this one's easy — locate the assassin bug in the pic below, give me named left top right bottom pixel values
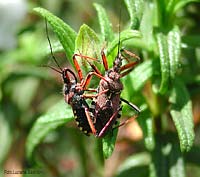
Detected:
left=45, top=19, right=103, bottom=136
left=86, top=47, right=141, bottom=138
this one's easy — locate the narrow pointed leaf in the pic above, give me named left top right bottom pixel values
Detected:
left=169, top=79, right=194, bottom=152
left=93, top=3, right=114, bottom=42
left=128, top=60, right=155, bottom=91
left=168, top=26, right=181, bottom=79
left=139, top=2, right=154, bottom=51
left=33, top=7, right=77, bottom=61
left=26, top=100, right=73, bottom=159
left=124, top=0, right=144, bottom=29
left=138, top=108, right=155, bottom=151
left=156, top=32, right=170, bottom=94
left=102, top=128, right=118, bottom=159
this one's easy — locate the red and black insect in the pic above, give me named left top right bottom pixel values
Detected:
left=45, top=19, right=100, bottom=136
left=85, top=46, right=141, bottom=137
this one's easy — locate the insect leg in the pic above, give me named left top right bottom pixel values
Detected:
left=84, top=107, right=96, bottom=135
left=120, top=49, right=140, bottom=77
left=101, top=49, right=109, bottom=71
left=81, top=71, right=107, bottom=90
left=97, top=107, right=122, bottom=138
left=111, top=98, right=140, bottom=131
left=120, top=97, right=141, bottom=113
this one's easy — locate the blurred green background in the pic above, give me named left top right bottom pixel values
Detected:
left=0, top=0, right=200, bottom=177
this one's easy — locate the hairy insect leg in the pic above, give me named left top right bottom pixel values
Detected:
left=120, top=60, right=140, bottom=77
left=119, top=49, right=140, bottom=77
left=121, top=49, right=140, bottom=61
left=73, top=53, right=98, bottom=81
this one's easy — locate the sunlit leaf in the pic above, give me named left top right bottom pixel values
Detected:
left=124, top=0, right=144, bottom=29
left=33, top=7, right=77, bottom=63
left=75, top=24, right=101, bottom=58
left=128, top=60, right=154, bottom=91
left=169, top=79, right=194, bottom=152
left=94, top=3, right=114, bottom=42
left=156, top=32, right=170, bottom=94
left=168, top=26, right=181, bottom=79
left=75, top=24, right=101, bottom=76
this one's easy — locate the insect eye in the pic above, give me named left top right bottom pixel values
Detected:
left=63, top=77, right=69, bottom=84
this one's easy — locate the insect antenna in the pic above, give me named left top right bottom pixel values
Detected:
left=117, top=4, right=122, bottom=57
left=45, top=18, right=63, bottom=72
left=44, top=65, right=63, bottom=74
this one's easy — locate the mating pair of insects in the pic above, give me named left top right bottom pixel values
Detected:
left=46, top=21, right=140, bottom=138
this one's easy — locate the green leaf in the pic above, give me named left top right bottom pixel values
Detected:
left=156, top=32, right=170, bottom=94
left=139, top=2, right=155, bottom=51
left=166, top=0, right=177, bottom=15
left=169, top=142, right=185, bottom=177
left=169, top=79, right=194, bottom=152
left=93, top=3, right=114, bottom=42
left=173, top=0, right=200, bottom=14
left=124, top=0, right=144, bottom=29
left=155, top=0, right=167, bottom=27
left=150, top=135, right=170, bottom=177
left=150, top=134, right=186, bottom=177
left=75, top=24, right=101, bottom=75
left=128, top=60, right=154, bottom=91
left=168, top=26, right=181, bottom=79
left=116, top=152, right=150, bottom=177
left=138, top=108, right=155, bottom=151
left=33, top=7, right=77, bottom=62
left=102, top=127, right=118, bottom=159
left=26, top=100, right=73, bottom=159
left=75, top=24, right=101, bottom=58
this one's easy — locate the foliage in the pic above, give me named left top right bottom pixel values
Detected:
left=0, top=0, right=200, bottom=177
